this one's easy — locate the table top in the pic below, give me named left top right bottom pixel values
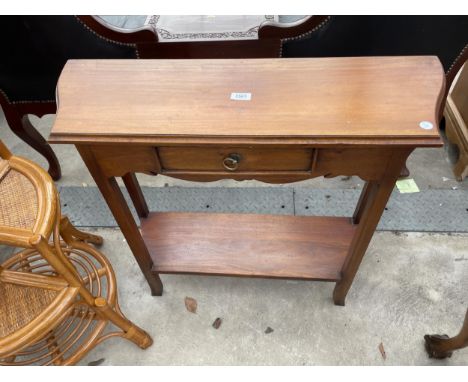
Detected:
left=50, top=56, right=445, bottom=147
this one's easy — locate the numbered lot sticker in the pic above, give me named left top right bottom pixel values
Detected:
left=230, top=92, right=252, bottom=101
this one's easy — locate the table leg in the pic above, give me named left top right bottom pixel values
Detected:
left=122, top=172, right=149, bottom=218
left=352, top=181, right=373, bottom=225
left=333, top=149, right=412, bottom=306
left=424, top=309, right=468, bottom=359
left=76, top=145, right=163, bottom=296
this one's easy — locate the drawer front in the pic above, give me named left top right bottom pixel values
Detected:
left=158, top=147, right=313, bottom=173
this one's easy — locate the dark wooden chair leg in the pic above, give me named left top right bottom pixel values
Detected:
left=4, top=110, right=61, bottom=180
left=425, top=309, right=468, bottom=359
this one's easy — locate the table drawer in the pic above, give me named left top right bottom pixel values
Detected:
left=158, top=147, right=314, bottom=172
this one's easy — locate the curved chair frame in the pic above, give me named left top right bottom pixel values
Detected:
left=0, top=140, right=152, bottom=365
left=79, top=15, right=327, bottom=59
left=0, top=140, right=56, bottom=247
left=4, top=16, right=465, bottom=182
left=1, top=15, right=324, bottom=181
left=0, top=16, right=150, bottom=181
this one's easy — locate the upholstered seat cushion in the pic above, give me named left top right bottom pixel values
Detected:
left=0, top=16, right=137, bottom=103
left=0, top=70, right=59, bottom=103
left=282, top=16, right=468, bottom=74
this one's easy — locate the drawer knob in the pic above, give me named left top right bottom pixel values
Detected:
left=222, top=154, right=241, bottom=171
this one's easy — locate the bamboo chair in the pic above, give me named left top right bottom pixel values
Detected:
left=0, top=140, right=152, bottom=365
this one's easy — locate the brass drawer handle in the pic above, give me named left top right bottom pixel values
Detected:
left=222, top=153, right=241, bottom=171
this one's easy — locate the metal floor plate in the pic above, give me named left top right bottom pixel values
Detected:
left=59, top=187, right=468, bottom=232
left=294, top=189, right=468, bottom=232
left=59, top=187, right=294, bottom=227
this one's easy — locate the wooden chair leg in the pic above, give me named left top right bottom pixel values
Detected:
left=54, top=220, right=153, bottom=350
left=424, top=309, right=468, bottom=359
left=60, top=216, right=103, bottom=246
left=94, top=297, right=153, bottom=349
left=5, top=111, right=61, bottom=180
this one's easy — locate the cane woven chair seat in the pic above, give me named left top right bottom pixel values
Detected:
left=0, top=282, right=58, bottom=337
left=0, top=162, right=38, bottom=230
left=0, top=260, right=80, bottom=361
left=0, top=149, right=56, bottom=248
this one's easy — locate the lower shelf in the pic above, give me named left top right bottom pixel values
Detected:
left=141, top=212, right=357, bottom=282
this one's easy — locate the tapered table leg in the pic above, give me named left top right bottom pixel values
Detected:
left=333, top=149, right=413, bottom=306
left=76, top=145, right=163, bottom=296
left=122, top=172, right=149, bottom=218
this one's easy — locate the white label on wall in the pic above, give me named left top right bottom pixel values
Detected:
left=230, top=92, right=252, bottom=101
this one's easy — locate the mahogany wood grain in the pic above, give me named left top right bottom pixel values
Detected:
left=49, top=135, right=443, bottom=147
left=314, top=148, right=393, bottom=180
left=122, top=173, right=149, bottom=218
left=50, top=57, right=445, bottom=305
left=352, top=182, right=371, bottom=225
left=85, top=145, right=161, bottom=178
left=158, top=146, right=313, bottom=172
left=83, top=145, right=399, bottom=183
left=141, top=212, right=356, bottom=281
left=155, top=170, right=313, bottom=184
left=51, top=57, right=444, bottom=146
left=76, top=145, right=163, bottom=296
left=333, top=148, right=413, bottom=305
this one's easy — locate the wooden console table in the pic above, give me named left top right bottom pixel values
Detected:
left=50, top=57, right=444, bottom=305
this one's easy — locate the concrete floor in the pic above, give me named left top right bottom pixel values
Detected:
left=0, top=110, right=467, bottom=365
left=81, top=230, right=468, bottom=366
